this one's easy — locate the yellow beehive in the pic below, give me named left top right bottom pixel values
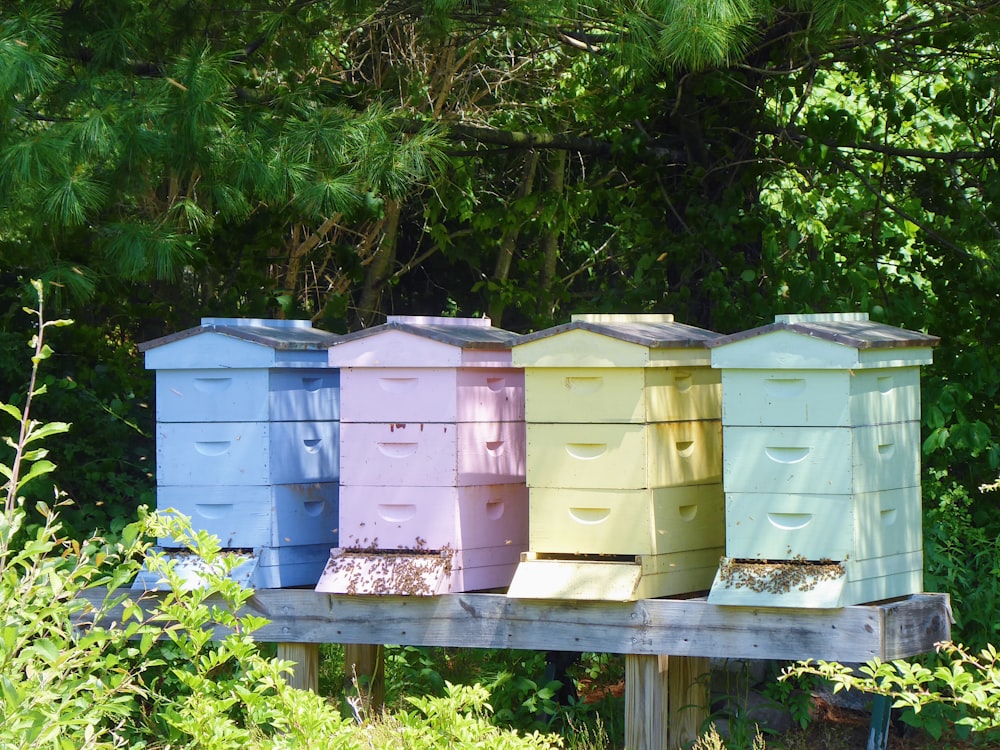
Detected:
left=507, top=314, right=724, bottom=600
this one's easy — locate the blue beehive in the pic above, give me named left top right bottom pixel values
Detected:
left=138, top=318, right=340, bottom=588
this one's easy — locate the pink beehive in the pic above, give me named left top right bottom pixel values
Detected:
left=315, top=316, right=527, bottom=595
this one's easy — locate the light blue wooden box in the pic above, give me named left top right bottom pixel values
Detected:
left=706, top=313, right=939, bottom=607
left=156, top=483, right=340, bottom=549
left=155, top=420, right=340, bottom=486
left=139, top=318, right=341, bottom=589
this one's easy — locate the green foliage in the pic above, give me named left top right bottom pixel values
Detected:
left=365, top=682, right=564, bottom=749
left=786, top=643, right=1000, bottom=744
left=383, top=646, right=619, bottom=744
left=923, top=473, right=1000, bottom=650
left=692, top=724, right=766, bottom=750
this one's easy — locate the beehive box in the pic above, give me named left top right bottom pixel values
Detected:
left=706, top=312, right=938, bottom=607
left=507, top=313, right=725, bottom=600
left=156, top=483, right=340, bottom=549
left=316, top=316, right=528, bottom=595
left=137, top=318, right=341, bottom=590
left=339, top=420, right=524, bottom=487
left=527, top=484, right=724, bottom=556
left=526, top=420, right=721, bottom=489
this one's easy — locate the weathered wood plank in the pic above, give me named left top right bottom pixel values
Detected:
left=880, top=593, right=953, bottom=660
left=74, top=589, right=950, bottom=662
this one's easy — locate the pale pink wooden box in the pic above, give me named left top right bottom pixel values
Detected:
left=340, top=420, right=525, bottom=487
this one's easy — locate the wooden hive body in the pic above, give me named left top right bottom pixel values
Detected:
left=507, top=314, right=725, bottom=600
left=316, top=316, right=528, bottom=595
left=140, top=318, right=340, bottom=589
left=707, top=312, right=938, bottom=607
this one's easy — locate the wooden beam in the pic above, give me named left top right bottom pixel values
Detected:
left=75, top=590, right=950, bottom=662
left=667, top=656, right=710, bottom=749
left=277, top=643, right=319, bottom=692
left=625, top=655, right=669, bottom=750
left=344, top=644, right=385, bottom=715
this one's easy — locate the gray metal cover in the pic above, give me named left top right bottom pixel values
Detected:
left=707, top=313, right=939, bottom=350
left=515, top=319, right=721, bottom=349
left=334, top=316, right=518, bottom=350
left=139, top=318, right=338, bottom=353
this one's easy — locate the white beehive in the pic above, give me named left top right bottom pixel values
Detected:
left=706, top=312, right=938, bottom=607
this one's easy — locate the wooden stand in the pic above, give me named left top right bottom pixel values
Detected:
left=78, top=590, right=950, bottom=750
left=277, top=642, right=320, bottom=692
left=344, top=643, right=385, bottom=716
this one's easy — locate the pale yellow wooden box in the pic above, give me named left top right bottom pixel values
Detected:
left=528, top=484, right=724, bottom=556
left=507, top=547, right=723, bottom=601
left=524, top=366, right=720, bottom=424
left=526, top=420, right=722, bottom=489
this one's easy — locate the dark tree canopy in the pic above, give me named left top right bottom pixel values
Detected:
left=1, top=1, right=999, bottom=581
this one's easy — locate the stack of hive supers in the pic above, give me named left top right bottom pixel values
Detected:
left=506, top=314, right=725, bottom=601
left=707, top=312, right=939, bottom=607
left=315, top=316, right=528, bottom=596
left=139, top=318, right=341, bottom=589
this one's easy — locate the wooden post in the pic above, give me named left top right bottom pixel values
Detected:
left=668, top=656, right=710, bottom=749
left=626, top=654, right=711, bottom=750
left=277, top=643, right=319, bottom=693
left=625, top=654, right=669, bottom=750
left=344, top=643, right=385, bottom=717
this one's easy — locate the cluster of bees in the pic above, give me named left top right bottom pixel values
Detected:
left=322, top=536, right=455, bottom=596
left=716, top=554, right=846, bottom=595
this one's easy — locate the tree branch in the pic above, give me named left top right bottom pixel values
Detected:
left=403, top=120, right=688, bottom=162
left=771, top=126, right=997, bottom=163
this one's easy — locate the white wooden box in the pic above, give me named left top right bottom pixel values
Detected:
left=723, top=422, right=920, bottom=495
left=527, top=484, right=723, bottom=556
left=339, top=420, right=526, bottom=487
left=156, top=368, right=340, bottom=423
left=721, top=367, right=920, bottom=427
left=338, top=484, right=528, bottom=552
left=156, top=421, right=340, bottom=486
left=707, top=549, right=923, bottom=608
left=526, top=420, right=721, bottom=489
left=156, top=483, right=339, bottom=549
left=724, top=486, right=922, bottom=562
left=524, top=366, right=720, bottom=424
left=340, top=367, right=524, bottom=424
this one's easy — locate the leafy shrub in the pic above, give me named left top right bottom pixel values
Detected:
left=785, top=642, right=1000, bottom=745
left=0, top=281, right=578, bottom=750
left=923, top=471, right=1000, bottom=650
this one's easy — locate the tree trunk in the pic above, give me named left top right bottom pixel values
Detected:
left=488, top=151, right=540, bottom=325
left=355, top=199, right=402, bottom=328
left=539, top=148, right=567, bottom=320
